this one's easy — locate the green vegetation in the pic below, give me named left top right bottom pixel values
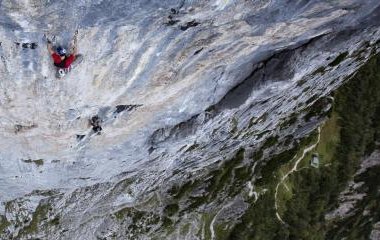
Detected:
left=230, top=117, right=238, bottom=134
left=199, top=214, right=214, bottom=239
left=303, top=97, right=332, bottom=121
left=296, top=79, right=307, bottom=86
left=163, top=204, right=179, bottom=217
left=114, top=207, right=143, bottom=221
left=251, top=149, right=264, bottom=162
left=165, top=148, right=256, bottom=237
left=22, top=159, right=44, bottom=167
left=325, top=54, right=380, bottom=239
left=214, top=221, right=235, bottom=240
left=328, top=51, right=349, bottom=67
left=255, top=130, right=271, bottom=140
left=262, top=135, right=279, bottom=149
left=227, top=128, right=318, bottom=239
left=305, top=94, right=318, bottom=105
left=113, top=206, right=161, bottom=236
left=312, top=66, right=326, bottom=76
left=228, top=183, right=287, bottom=239
left=302, top=86, right=311, bottom=93
left=256, top=147, right=298, bottom=184
left=17, top=202, right=50, bottom=237
left=313, top=66, right=326, bottom=75
left=179, top=223, right=191, bottom=236
left=50, top=216, right=60, bottom=226
left=313, top=113, right=340, bottom=164
left=226, top=53, right=380, bottom=239
left=170, top=149, right=247, bottom=204
left=0, top=215, right=10, bottom=233
left=280, top=113, right=298, bottom=130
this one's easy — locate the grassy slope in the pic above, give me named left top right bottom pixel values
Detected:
left=227, top=54, right=380, bottom=240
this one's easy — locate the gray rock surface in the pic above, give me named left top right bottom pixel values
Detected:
left=0, top=0, right=379, bottom=239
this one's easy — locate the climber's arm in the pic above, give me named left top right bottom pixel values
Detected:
left=47, top=42, right=54, bottom=55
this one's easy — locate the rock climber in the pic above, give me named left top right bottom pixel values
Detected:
left=47, top=45, right=76, bottom=69
left=46, top=31, right=78, bottom=69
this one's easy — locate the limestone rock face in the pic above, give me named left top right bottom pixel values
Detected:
left=0, top=0, right=379, bottom=239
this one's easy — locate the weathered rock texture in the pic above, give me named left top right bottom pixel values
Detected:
left=0, top=0, right=379, bottom=239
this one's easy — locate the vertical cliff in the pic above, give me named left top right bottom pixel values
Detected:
left=0, top=0, right=379, bottom=239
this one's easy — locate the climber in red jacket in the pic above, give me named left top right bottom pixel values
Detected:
left=47, top=44, right=77, bottom=69
left=46, top=31, right=78, bottom=69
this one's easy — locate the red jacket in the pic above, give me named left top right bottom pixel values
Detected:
left=52, top=53, right=75, bottom=68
